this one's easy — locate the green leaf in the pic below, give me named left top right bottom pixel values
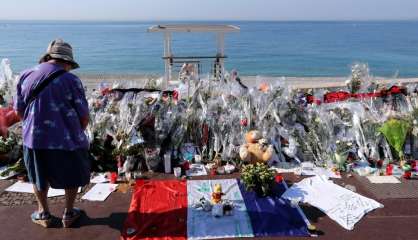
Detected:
left=379, top=119, right=411, bottom=158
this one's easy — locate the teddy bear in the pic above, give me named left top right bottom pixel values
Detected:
left=239, top=130, right=274, bottom=164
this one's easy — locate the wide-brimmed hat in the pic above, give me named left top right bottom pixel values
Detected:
left=39, top=39, right=79, bottom=69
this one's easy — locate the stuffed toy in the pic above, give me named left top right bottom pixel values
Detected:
left=239, top=130, right=274, bottom=164
left=211, top=184, right=224, bottom=204
left=193, top=197, right=212, bottom=212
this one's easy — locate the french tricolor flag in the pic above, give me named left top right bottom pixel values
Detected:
left=121, top=179, right=310, bottom=240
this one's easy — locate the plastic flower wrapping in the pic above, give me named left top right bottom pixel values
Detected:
left=1, top=59, right=418, bottom=178
left=346, top=63, right=374, bottom=94
left=0, top=59, right=19, bottom=106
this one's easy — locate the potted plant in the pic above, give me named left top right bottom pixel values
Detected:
left=241, top=162, right=275, bottom=197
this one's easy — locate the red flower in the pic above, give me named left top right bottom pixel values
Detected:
left=275, top=175, right=284, bottom=183
left=240, top=118, right=248, bottom=127
left=173, top=90, right=179, bottom=101
left=101, top=87, right=112, bottom=96
left=182, top=161, right=190, bottom=171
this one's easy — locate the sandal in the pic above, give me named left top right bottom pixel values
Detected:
left=31, top=211, right=52, bottom=228
left=62, top=208, right=83, bottom=228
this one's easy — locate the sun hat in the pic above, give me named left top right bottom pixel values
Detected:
left=39, top=39, right=79, bottom=69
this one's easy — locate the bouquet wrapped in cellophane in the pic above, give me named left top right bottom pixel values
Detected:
left=4, top=59, right=418, bottom=178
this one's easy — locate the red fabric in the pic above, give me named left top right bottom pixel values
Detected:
left=0, top=107, right=20, bottom=137
left=101, top=87, right=112, bottom=96
left=382, top=85, right=408, bottom=96
left=121, top=179, right=187, bottom=240
left=323, top=91, right=351, bottom=103
left=322, top=86, right=403, bottom=104
left=306, top=95, right=322, bottom=105
left=351, top=92, right=382, bottom=99
left=201, top=124, right=209, bottom=146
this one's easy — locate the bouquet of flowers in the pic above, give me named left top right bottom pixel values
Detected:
left=301, top=107, right=334, bottom=166
left=241, top=162, right=276, bottom=197
left=346, top=63, right=370, bottom=94
left=0, top=59, right=18, bottom=106
left=0, top=159, right=26, bottom=178
left=0, top=135, right=17, bottom=155
left=379, top=118, right=411, bottom=161
left=333, top=140, right=354, bottom=171
left=408, top=92, right=418, bottom=158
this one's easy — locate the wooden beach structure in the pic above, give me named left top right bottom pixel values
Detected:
left=148, top=24, right=240, bottom=88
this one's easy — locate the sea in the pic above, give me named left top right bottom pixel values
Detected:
left=1, top=21, right=418, bottom=77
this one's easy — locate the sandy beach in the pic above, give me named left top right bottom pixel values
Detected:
left=79, top=73, right=418, bottom=91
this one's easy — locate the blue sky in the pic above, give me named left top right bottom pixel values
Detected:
left=2, top=0, right=418, bottom=21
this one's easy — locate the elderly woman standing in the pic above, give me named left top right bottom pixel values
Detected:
left=14, top=39, right=90, bottom=228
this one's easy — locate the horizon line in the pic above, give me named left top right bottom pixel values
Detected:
left=1, top=18, right=418, bottom=22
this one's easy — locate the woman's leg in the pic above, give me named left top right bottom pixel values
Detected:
left=33, top=185, right=49, bottom=213
left=64, top=188, right=78, bottom=213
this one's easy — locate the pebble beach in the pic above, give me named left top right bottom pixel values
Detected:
left=79, top=74, right=418, bottom=91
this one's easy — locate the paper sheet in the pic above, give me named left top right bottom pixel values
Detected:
left=5, top=182, right=80, bottom=197
left=271, top=162, right=341, bottom=179
left=367, top=175, right=401, bottom=184
left=81, top=183, right=118, bottom=201
left=282, top=176, right=383, bottom=230
left=299, top=167, right=342, bottom=179
left=270, top=162, right=300, bottom=173
left=186, top=164, right=208, bottom=176
left=271, top=166, right=300, bottom=173
left=90, top=173, right=108, bottom=183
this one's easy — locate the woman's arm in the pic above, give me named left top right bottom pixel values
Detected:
left=70, top=76, right=90, bottom=130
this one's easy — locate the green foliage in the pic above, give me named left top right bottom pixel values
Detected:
left=241, top=163, right=275, bottom=197
left=0, top=135, right=17, bottom=154
left=379, top=119, right=411, bottom=159
left=0, top=159, right=25, bottom=177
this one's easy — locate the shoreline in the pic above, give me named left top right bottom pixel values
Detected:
left=78, top=74, right=418, bottom=90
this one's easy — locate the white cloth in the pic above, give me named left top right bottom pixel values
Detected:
left=187, top=179, right=254, bottom=239
left=282, top=176, right=383, bottom=230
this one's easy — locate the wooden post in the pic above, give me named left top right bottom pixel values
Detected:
left=216, top=33, right=225, bottom=80
left=164, top=32, right=172, bottom=89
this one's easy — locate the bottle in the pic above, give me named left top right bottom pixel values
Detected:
left=164, top=152, right=172, bottom=174
left=117, top=156, right=125, bottom=181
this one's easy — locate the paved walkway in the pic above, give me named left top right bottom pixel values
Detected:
left=0, top=173, right=417, bottom=240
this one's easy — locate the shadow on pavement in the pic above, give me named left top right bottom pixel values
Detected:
left=63, top=211, right=127, bottom=231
